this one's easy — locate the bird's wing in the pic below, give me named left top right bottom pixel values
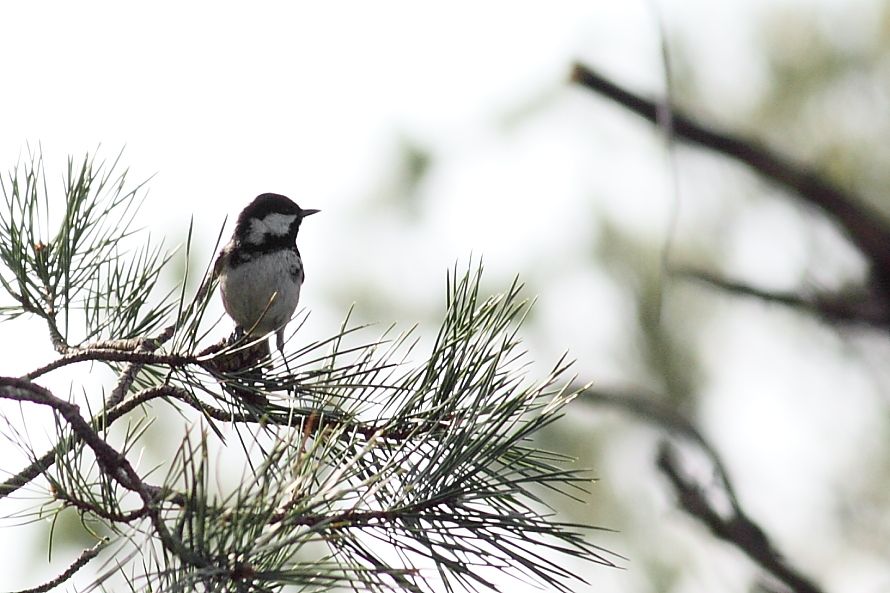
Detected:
left=196, top=247, right=228, bottom=302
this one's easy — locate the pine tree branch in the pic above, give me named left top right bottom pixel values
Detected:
left=0, top=381, right=233, bottom=500
left=53, top=487, right=150, bottom=522
left=0, top=380, right=208, bottom=499
left=23, top=348, right=199, bottom=380
left=570, top=62, right=890, bottom=294
left=105, top=324, right=177, bottom=408
left=0, top=377, right=207, bottom=569
left=1, top=448, right=54, bottom=502
left=2, top=207, right=609, bottom=592
left=0, top=377, right=439, bottom=502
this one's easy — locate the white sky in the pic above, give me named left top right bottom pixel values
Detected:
left=1, top=1, right=885, bottom=592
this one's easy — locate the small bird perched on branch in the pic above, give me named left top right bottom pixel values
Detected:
left=215, top=193, right=319, bottom=359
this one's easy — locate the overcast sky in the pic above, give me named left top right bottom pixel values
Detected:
left=1, top=1, right=884, bottom=591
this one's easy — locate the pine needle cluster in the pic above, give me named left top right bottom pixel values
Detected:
left=0, top=151, right=616, bottom=593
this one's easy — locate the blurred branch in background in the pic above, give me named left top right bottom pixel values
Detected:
left=570, top=63, right=890, bottom=326
left=675, top=267, right=890, bottom=329
left=580, top=386, right=826, bottom=593
left=566, top=58, right=888, bottom=593
left=657, top=443, right=824, bottom=593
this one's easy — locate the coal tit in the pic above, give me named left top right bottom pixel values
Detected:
left=215, top=193, right=319, bottom=355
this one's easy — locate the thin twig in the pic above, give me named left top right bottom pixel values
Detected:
left=676, top=267, right=890, bottom=329
left=24, top=349, right=198, bottom=380
left=9, top=539, right=107, bottom=593
left=0, top=449, right=56, bottom=499
left=53, top=489, right=149, bottom=523
left=106, top=324, right=176, bottom=409
left=570, top=62, right=890, bottom=293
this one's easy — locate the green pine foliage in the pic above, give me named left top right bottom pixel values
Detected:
left=0, top=151, right=616, bottom=593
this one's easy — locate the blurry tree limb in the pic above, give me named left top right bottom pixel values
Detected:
left=675, top=267, right=890, bottom=329
left=570, top=63, right=890, bottom=294
left=579, top=386, right=740, bottom=507
left=578, top=386, right=827, bottom=593
left=658, top=443, right=825, bottom=593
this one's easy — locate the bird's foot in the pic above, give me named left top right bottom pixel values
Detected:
left=227, top=326, right=246, bottom=346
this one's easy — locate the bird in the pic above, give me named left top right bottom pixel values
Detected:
left=214, top=193, right=319, bottom=360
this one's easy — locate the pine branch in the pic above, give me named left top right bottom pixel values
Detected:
left=3, top=292, right=611, bottom=591
left=1, top=152, right=613, bottom=591
left=0, top=377, right=207, bottom=568
left=0, top=149, right=173, bottom=351
left=10, top=539, right=107, bottom=593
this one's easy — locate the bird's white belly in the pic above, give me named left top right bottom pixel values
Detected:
left=220, top=251, right=302, bottom=336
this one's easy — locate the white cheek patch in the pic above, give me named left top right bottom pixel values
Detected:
left=247, top=213, right=297, bottom=243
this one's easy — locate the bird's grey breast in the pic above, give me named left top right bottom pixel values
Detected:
left=219, top=248, right=303, bottom=335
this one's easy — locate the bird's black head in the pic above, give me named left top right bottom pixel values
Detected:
left=233, top=193, right=319, bottom=247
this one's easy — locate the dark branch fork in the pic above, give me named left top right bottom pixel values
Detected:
left=0, top=377, right=207, bottom=568
left=0, top=368, right=348, bottom=585
left=657, top=444, right=825, bottom=593
left=581, top=386, right=827, bottom=593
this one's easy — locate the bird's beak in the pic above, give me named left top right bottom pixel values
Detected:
left=301, top=208, right=321, bottom=218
